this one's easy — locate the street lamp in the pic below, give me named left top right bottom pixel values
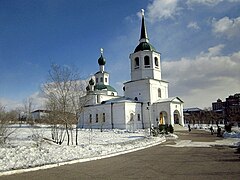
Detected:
left=147, top=102, right=151, bottom=136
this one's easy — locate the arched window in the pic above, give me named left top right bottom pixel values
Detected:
left=100, top=77, right=103, bottom=82
left=89, top=114, right=92, bottom=123
left=103, top=113, right=105, bottom=122
left=137, top=114, right=141, bottom=121
left=154, top=57, right=159, bottom=67
left=144, top=56, right=150, bottom=68
left=134, top=57, right=139, bottom=68
left=158, top=88, right=161, bottom=98
left=130, top=113, right=134, bottom=121
left=96, top=114, right=98, bottom=123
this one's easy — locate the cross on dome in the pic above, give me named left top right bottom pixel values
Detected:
left=141, top=9, right=144, bottom=16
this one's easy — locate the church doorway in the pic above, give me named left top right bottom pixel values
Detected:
left=174, top=110, right=180, bottom=124
left=159, top=111, right=168, bottom=125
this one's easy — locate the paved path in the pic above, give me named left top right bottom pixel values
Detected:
left=1, top=130, right=240, bottom=180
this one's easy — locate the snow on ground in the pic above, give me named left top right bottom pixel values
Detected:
left=0, top=124, right=165, bottom=174
left=166, top=138, right=240, bottom=148
left=0, top=124, right=239, bottom=176
left=170, top=124, right=240, bottom=148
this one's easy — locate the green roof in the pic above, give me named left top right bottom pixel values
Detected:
left=134, top=42, right=156, bottom=53
left=94, top=84, right=117, bottom=92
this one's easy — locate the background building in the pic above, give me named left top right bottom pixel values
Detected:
left=212, top=93, right=240, bottom=125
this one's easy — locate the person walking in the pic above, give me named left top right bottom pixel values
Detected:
left=188, top=124, right=191, bottom=132
left=210, top=126, right=214, bottom=135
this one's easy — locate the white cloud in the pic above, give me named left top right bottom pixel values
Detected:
left=145, top=0, right=180, bottom=22
left=162, top=45, right=240, bottom=108
left=0, top=98, right=22, bottom=111
left=187, top=0, right=240, bottom=6
left=202, top=44, right=225, bottom=56
left=187, top=0, right=223, bottom=6
left=187, top=21, right=200, bottom=30
left=212, top=16, right=240, bottom=38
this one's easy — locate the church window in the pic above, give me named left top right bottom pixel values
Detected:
left=137, top=114, right=141, bottom=121
left=103, top=113, right=105, bottom=122
left=154, top=57, right=159, bottom=67
left=89, top=114, right=92, bottom=123
left=97, top=95, right=100, bottom=103
left=96, top=114, right=98, bottom=123
left=130, top=113, right=134, bottom=121
left=144, top=56, right=150, bottom=68
left=105, top=78, right=107, bottom=83
left=158, top=88, right=161, bottom=98
left=134, top=57, right=139, bottom=68
left=100, top=77, right=103, bottom=82
left=96, top=78, right=98, bottom=83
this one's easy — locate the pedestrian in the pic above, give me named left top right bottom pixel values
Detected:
left=210, top=126, right=214, bottom=135
left=188, top=124, right=191, bottom=132
left=217, top=126, right=222, bottom=137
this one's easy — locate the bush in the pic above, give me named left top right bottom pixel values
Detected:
left=168, top=124, right=174, bottom=133
left=158, top=124, right=165, bottom=133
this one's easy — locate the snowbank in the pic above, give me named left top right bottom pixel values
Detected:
left=0, top=125, right=166, bottom=174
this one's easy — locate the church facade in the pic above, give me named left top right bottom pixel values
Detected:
left=78, top=10, right=184, bottom=130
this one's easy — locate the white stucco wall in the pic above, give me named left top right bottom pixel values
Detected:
left=124, top=79, right=168, bottom=104
left=79, top=102, right=143, bottom=130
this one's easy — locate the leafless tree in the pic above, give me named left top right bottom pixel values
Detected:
left=43, top=64, right=87, bottom=145
left=0, top=104, right=17, bottom=145
left=22, top=97, right=35, bottom=125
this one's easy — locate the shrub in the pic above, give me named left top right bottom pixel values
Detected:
left=224, top=124, right=232, bottom=133
left=168, top=124, right=174, bottom=133
left=158, top=124, right=165, bottom=133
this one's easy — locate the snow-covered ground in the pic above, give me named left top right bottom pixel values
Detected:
left=0, top=124, right=166, bottom=175
left=0, top=124, right=239, bottom=176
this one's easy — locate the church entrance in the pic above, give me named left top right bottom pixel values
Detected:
left=173, top=110, right=180, bottom=124
left=159, top=111, right=168, bottom=125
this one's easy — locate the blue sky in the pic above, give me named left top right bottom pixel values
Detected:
left=0, top=0, right=240, bottom=110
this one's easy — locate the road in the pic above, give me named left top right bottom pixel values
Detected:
left=1, top=130, right=239, bottom=180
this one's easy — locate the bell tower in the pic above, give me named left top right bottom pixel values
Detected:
left=129, top=9, right=161, bottom=81
left=124, top=9, right=168, bottom=104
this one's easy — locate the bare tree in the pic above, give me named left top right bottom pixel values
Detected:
left=43, top=64, right=87, bottom=145
left=0, top=104, right=17, bottom=145
left=22, top=97, right=35, bottom=125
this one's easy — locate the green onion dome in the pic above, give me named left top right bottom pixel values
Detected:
left=98, top=54, right=106, bottom=65
left=134, top=42, right=156, bottom=53
left=89, top=78, right=95, bottom=85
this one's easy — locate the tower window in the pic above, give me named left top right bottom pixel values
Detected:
left=100, top=77, right=103, bottom=82
left=134, top=57, right=139, bottom=69
left=130, top=113, right=134, bottom=121
left=138, top=114, right=141, bottom=121
left=154, top=57, right=159, bottom=67
left=158, top=88, right=161, bottom=98
left=144, top=56, right=150, bottom=68
left=96, top=78, right=98, bottom=83
left=105, top=78, right=107, bottom=83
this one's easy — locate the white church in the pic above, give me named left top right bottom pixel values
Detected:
left=78, top=10, right=184, bottom=130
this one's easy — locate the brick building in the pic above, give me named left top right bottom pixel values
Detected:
left=212, top=93, right=240, bottom=125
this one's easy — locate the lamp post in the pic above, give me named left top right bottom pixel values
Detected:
left=147, top=102, right=151, bottom=136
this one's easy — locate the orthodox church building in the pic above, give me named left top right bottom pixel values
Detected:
left=79, top=10, right=184, bottom=130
